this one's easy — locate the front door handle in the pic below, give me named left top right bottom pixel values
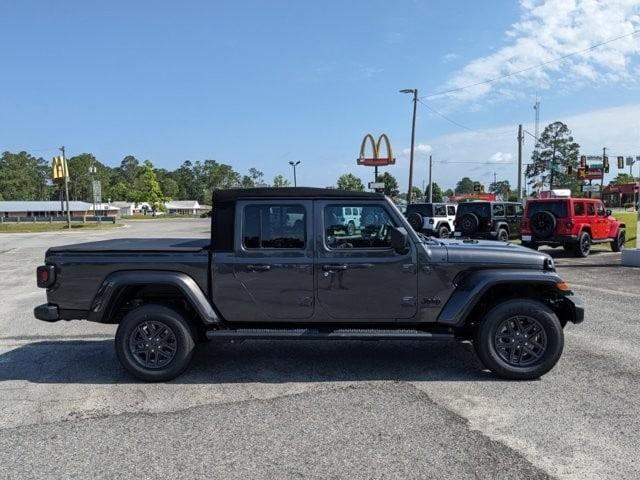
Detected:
left=246, top=264, right=271, bottom=272
left=322, top=264, right=348, bottom=272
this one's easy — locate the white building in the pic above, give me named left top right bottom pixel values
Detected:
left=164, top=200, right=209, bottom=215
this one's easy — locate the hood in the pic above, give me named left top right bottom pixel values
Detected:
left=437, top=238, right=552, bottom=270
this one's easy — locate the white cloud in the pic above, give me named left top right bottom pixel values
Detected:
left=442, top=53, right=459, bottom=63
left=436, top=0, right=640, bottom=103
left=402, top=143, right=432, bottom=156
left=489, top=152, right=513, bottom=164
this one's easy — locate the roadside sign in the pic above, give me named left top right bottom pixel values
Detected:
left=368, top=182, right=385, bottom=190
left=627, top=157, right=635, bottom=166
left=585, top=167, right=603, bottom=180
left=581, top=184, right=601, bottom=193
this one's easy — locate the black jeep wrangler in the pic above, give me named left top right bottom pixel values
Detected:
left=35, top=188, right=583, bottom=381
left=454, top=201, right=523, bottom=242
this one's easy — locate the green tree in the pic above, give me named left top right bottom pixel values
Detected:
left=376, top=172, right=399, bottom=197
left=611, top=173, right=636, bottom=184
left=455, top=177, right=477, bottom=194
left=248, top=168, right=264, bottom=185
left=489, top=180, right=511, bottom=198
left=0, top=151, right=50, bottom=200
left=526, top=121, right=580, bottom=193
left=443, top=188, right=454, bottom=198
left=133, top=160, right=164, bottom=210
left=337, top=173, right=365, bottom=191
left=410, top=186, right=423, bottom=202
left=67, top=153, right=112, bottom=202
left=272, top=174, right=291, bottom=187
left=425, top=182, right=443, bottom=202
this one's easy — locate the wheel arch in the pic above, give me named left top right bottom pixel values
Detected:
left=88, top=271, right=221, bottom=326
left=437, top=270, right=576, bottom=330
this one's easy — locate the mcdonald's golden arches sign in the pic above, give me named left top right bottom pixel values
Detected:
left=357, top=133, right=395, bottom=166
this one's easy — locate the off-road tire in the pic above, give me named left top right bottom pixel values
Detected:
left=115, top=304, right=196, bottom=382
left=438, top=225, right=450, bottom=238
left=611, top=229, right=625, bottom=252
left=497, top=228, right=509, bottom=242
left=407, top=212, right=423, bottom=231
left=530, top=211, right=556, bottom=238
left=573, top=231, right=591, bottom=258
left=474, top=299, right=564, bottom=380
left=459, top=213, right=479, bottom=236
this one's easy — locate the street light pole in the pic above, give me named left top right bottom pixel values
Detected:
left=60, top=146, right=71, bottom=229
left=289, top=160, right=300, bottom=187
left=400, top=88, right=418, bottom=203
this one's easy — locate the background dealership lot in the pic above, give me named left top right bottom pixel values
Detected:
left=0, top=218, right=639, bottom=479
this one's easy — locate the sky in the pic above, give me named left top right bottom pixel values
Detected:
left=1, top=0, right=640, bottom=193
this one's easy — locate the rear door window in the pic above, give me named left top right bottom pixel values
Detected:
left=447, top=206, right=456, bottom=216
left=243, top=204, right=306, bottom=249
left=434, top=205, right=446, bottom=216
left=574, top=202, right=585, bottom=216
left=587, top=203, right=595, bottom=216
left=526, top=201, right=568, bottom=218
left=492, top=204, right=505, bottom=216
left=505, top=204, right=515, bottom=216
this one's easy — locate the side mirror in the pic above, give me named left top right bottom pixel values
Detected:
left=606, top=209, right=612, bottom=216
left=390, top=226, right=409, bottom=254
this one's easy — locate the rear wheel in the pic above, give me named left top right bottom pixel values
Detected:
left=497, top=228, right=509, bottom=242
left=438, top=225, right=450, bottom=238
left=611, top=229, right=625, bottom=252
left=573, top=231, right=591, bottom=257
left=474, top=299, right=564, bottom=380
left=115, top=304, right=196, bottom=382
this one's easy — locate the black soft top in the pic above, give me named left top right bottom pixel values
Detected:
left=213, top=187, right=383, bottom=203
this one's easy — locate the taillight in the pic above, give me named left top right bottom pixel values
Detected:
left=37, top=265, right=55, bottom=288
left=565, top=220, right=573, bottom=229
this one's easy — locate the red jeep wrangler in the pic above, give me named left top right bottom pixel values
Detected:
left=521, top=197, right=625, bottom=257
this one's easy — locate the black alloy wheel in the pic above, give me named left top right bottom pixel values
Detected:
left=128, top=320, right=177, bottom=369
left=573, top=231, right=591, bottom=258
left=530, top=211, right=556, bottom=238
left=438, top=225, right=450, bottom=238
left=116, top=304, right=196, bottom=382
left=474, top=299, right=564, bottom=380
left=493, top=316, right=547, bottom=367
left=497, top=228, right=509, bottom=242
left=611, top=229, right=625, bottom=252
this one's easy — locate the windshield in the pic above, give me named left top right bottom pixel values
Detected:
left=406, top=204, right=433, bottom=217
left=526, top=200, right=568, bottom=218
left=456, top=202, right=490, bottom=218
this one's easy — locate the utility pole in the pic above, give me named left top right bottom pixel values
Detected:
left=493, top=172, right=497, bottom=184
left=517, top=124, right=523, bottom=200
left=288, top=160, right=300, bottom=187
left=428, top=154, right=433, bottom=203
left=549, top=133, right=558, bottom=191
left=60, top=146, right=71, bottom=229
left=602, top=147, right=607, bottom=199
left=400, top=89, right=418, bottom=203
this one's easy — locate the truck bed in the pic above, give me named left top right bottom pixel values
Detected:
left=47, top=238, right=210, bottom=253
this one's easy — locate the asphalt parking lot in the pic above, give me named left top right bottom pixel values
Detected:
left=1, top=219, right=639, bottom=479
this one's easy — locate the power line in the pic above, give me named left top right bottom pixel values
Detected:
left=417, top=99, right=513, bottom=137
left=422, top=29, right=640, bottom=99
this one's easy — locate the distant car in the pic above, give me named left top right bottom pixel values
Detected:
left=521, top=197, right=625, bottom=257
left=338, top=206, right=362, bottom=235
left=405, top=203, right=457, bottom=238
left=453, top=201, right=523, bottom=241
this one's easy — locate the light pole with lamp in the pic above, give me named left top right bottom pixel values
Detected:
left=400, top=89, right=418, bottom=203
left=289, top=160, right=300, bottom=187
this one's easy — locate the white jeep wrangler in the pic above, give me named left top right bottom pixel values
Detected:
left=405, top=203, right=457, bottom=238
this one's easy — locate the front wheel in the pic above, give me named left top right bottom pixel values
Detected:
left=611, top=229, right=625, bottom=252
left=115, top=304, right=196, bottom=382
left=474, top=299, right=564, bottom=380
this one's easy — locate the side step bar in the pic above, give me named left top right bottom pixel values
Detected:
left=206, top=328, right=455, bottom=341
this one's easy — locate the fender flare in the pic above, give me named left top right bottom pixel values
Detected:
left=437, top=269, right=563, bottom=327
left=434, top=221, right=450, bottom=232
left=88, top=271, right=220, bottom=325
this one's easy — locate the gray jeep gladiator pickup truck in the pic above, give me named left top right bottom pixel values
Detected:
left=35, top=187, right=584, bottom=381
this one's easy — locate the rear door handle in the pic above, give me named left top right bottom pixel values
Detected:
left=246, top=264, right=271, bottom=272
left=322, top=264, right=348, bottom=272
